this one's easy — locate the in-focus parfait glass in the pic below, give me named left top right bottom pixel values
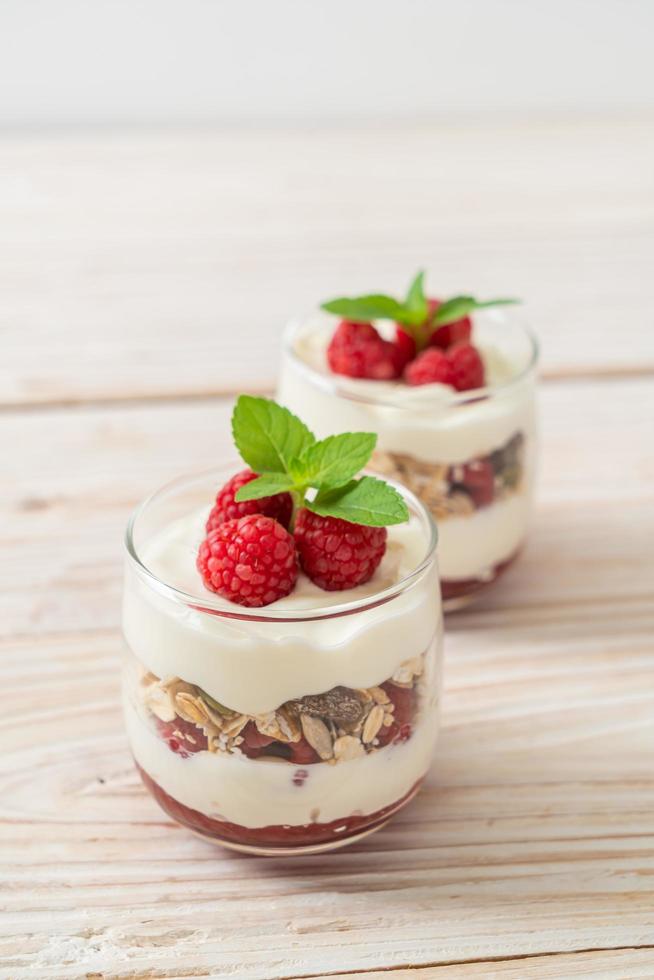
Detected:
left=122, top=467, right=441, bottom=855
left=278, top=308, right=538, bottom=609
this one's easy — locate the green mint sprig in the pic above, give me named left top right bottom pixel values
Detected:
left=321, top=270, right=520, bottom=350
left=431, top=295, right=520, bottom=325
left=231, top=395, right=409, bottom=528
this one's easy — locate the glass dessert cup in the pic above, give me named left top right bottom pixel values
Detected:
left=277, top=309, right=538, bottom=610
left=123, top=467, right=441, bottom=855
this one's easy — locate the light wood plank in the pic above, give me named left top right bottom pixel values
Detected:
left=1, top=115, right=654, bottom=406
left=1, top=609, right=652, bottom=978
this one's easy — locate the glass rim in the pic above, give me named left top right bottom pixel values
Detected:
left=124, top=465, right=439, bottom=623
left=281, top=307, right=540, bottom=410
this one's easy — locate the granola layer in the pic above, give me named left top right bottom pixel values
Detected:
left=371, top=432, right=525, bottom=520
left=139, top=653, right=425, bottom=766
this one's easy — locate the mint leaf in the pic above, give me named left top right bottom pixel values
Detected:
left=232, top=396, right=315, bottom=475
left=321, top=276, right=434, bottom=331
left=433, top=295, right=520, bottom=325
left=321, top=294, right=405, bottom=322
left=235, top=473, right=296, bottom=503
left=297, top=432, right=377, bottom=490
left=403, top=270, right=428, bottom=326
left=473, top=297, right=521, bottom=309
left=308, top=476, right=409, bottom=527
left=230, top=396, right=408, bottom=529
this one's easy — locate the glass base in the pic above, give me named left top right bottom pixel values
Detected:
left=137, top=764, right=424, bottom=855
left=441, top=549, right=520, bottom=612
left=188, top=820, right=389, bottom=856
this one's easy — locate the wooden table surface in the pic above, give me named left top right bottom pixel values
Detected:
left=2, top=116, right=654, bottom=979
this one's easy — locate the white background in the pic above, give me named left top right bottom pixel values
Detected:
left=1, top=0, right=653, bottom=126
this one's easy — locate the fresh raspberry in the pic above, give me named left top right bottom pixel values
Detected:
left=155, top=716, right=208, bottom=757
left=241, top=722, right=275, bottom=750
left=377, top=683, right=415, bottom=747
left=197, top=515, right=298, bottom=607
left=395, top=723, right=413, bottom=743
left=289, top=738, right=320, bottom=765
left=327, top=320, right=403, bottom=380
left=240, top=723, right=320, bottom=765
left=206, top=468, right=292, bottom=533
left=404, top=347, right=455, bottom=387
left=394, top=326, right=416, bottom=368
left=461, top=458, right=495, bottom=507
left=448, top=342, right=485, bottom=391
left=383, top=683, right=414, bottom=726
left=427, top=298, right=472, bottom=349
left=294, top=508, right=387, bottom=591
left=240, top=721, right=275, bottom=759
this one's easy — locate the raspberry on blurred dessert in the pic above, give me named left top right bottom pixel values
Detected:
left=327, top=320, right=404, bottom=380
left=321, top=271, right=517, bottom=391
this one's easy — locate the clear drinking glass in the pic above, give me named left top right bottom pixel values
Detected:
left=277, top=308, right=538, bottom=609
left=122, top=467, right=442, bottom=855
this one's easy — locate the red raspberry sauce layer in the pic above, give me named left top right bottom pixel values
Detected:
left=137, top=764, right=423, bottom=849
left=441, top=550, right=519, bottom=603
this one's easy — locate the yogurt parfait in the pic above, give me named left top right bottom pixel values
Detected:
left=123, top=396, right=441, bottom=854
left=277, top=272, right=538, bottom=607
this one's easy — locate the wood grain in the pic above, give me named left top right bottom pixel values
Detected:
left=1, top=115, right=654, bottom=406
left=1, top=604, right=653, bottom=978
left=333, top=949, right=654, bottom=978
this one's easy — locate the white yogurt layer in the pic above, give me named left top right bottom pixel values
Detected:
left=125, top=687, right=439, bottom=828
left=437, top=493, right=530, bottom=581
left=277, top=312, right=537, bottom=465
left=123, top=508, right=440, bottom=716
